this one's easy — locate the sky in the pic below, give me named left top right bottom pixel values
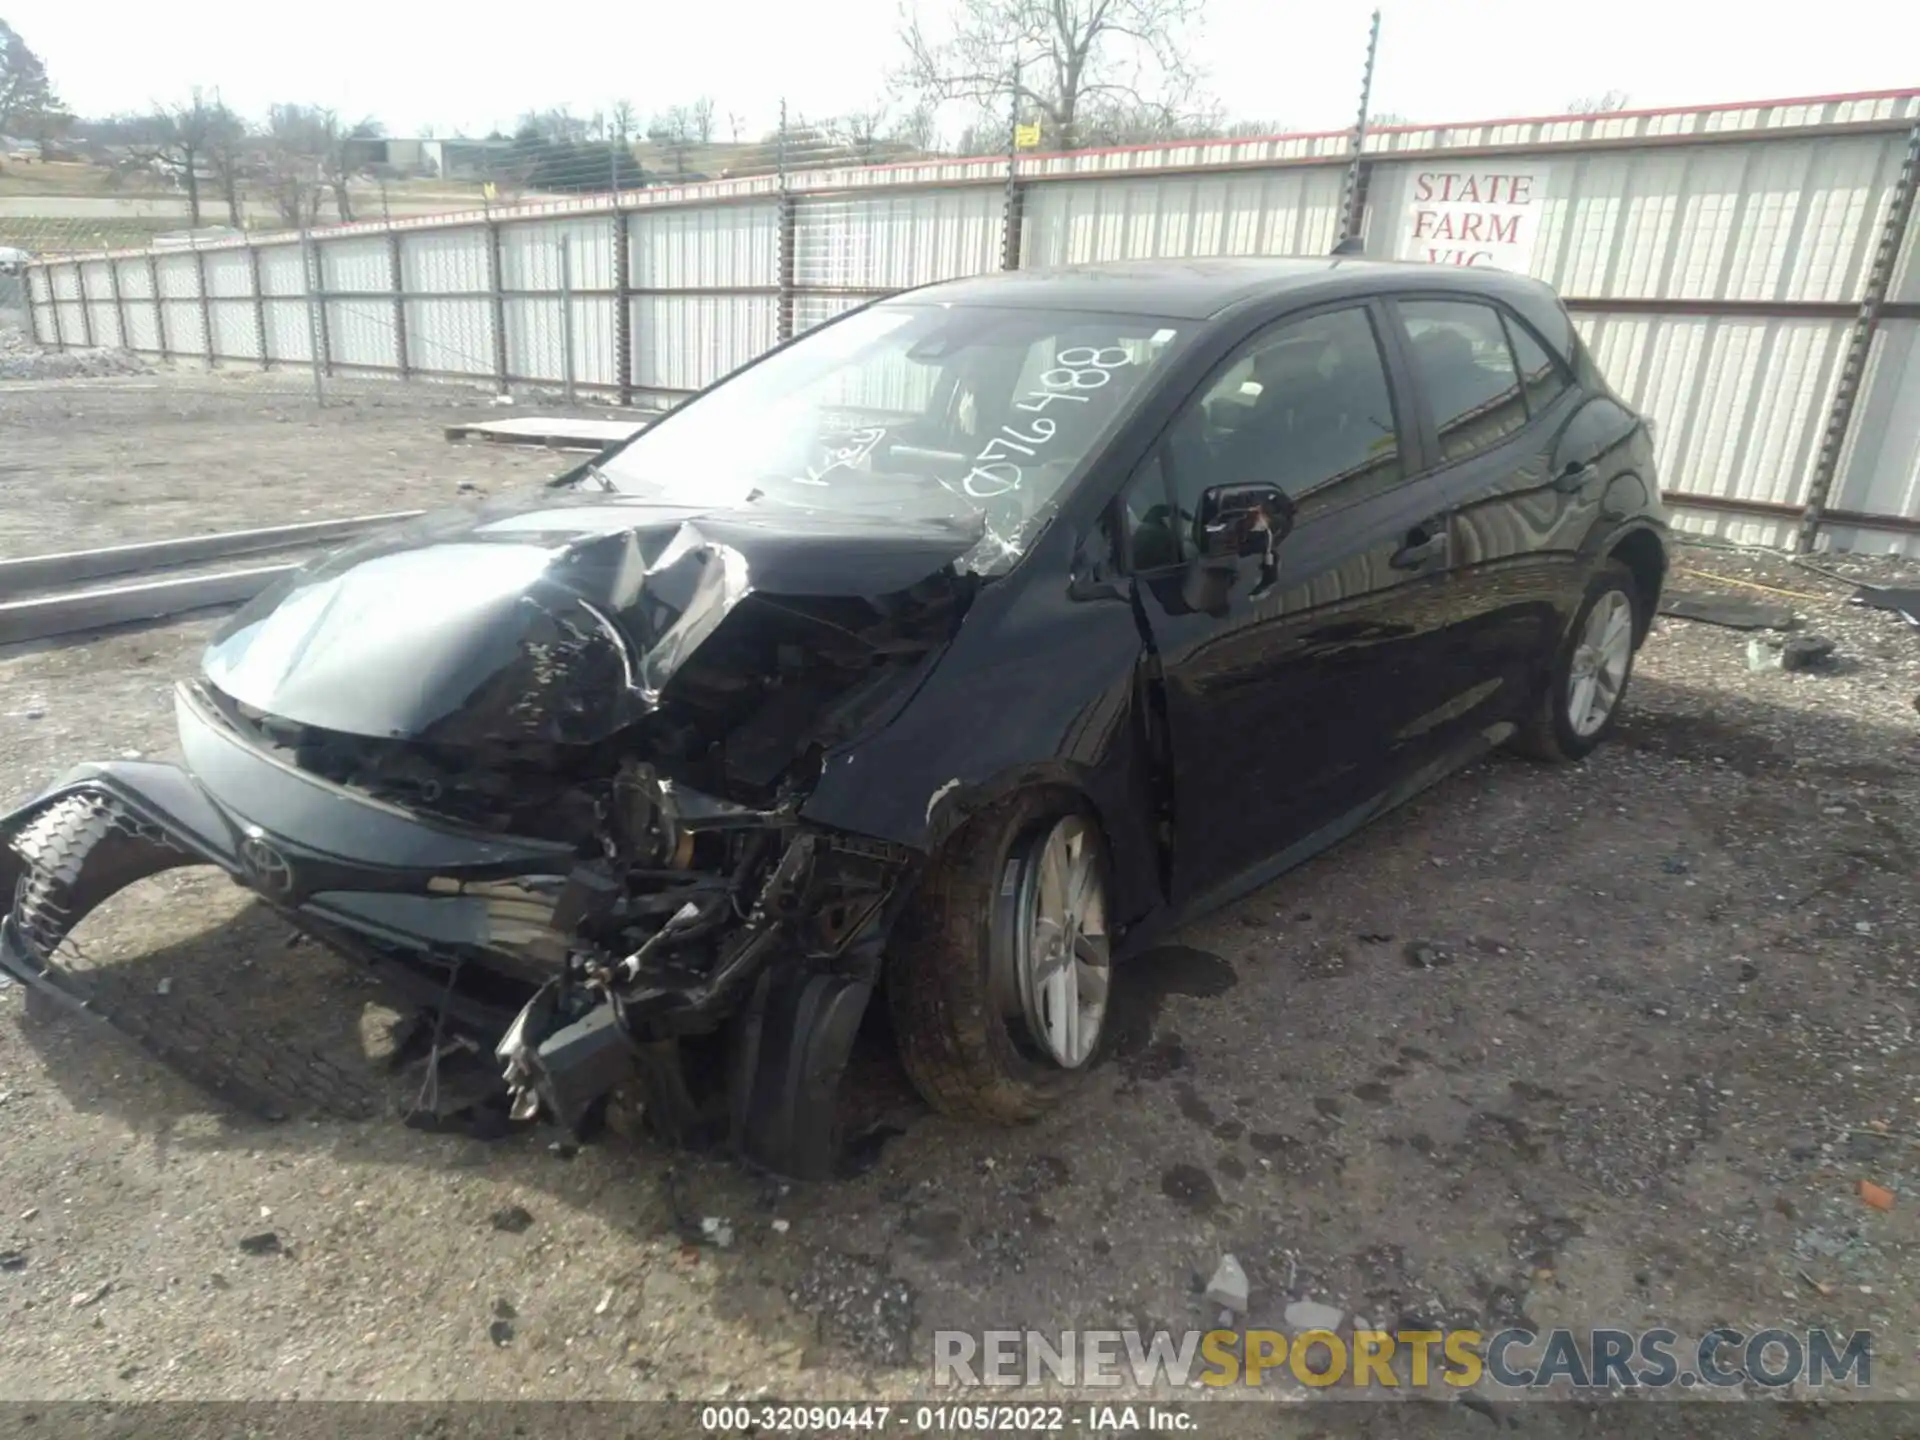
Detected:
left=8, top=0, right=1919, bottom=143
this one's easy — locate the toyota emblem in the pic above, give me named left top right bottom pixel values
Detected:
left=237, top=829, right=295, bottom=899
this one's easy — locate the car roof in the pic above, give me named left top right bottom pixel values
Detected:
left=887, top=257, right=1560, bottom=321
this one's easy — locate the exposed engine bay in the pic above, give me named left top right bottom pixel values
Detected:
left=0, top=504, right=985, bottom=1179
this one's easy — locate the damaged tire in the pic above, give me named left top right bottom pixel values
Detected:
left=887, top=792, right=1113, bottom=1123
left=1512, top=559, right=1642, bottom=764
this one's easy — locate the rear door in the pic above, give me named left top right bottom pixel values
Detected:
left=1386, top=295, right=1599, bottom=738
left=1120, top=300, right=1469, bottom=908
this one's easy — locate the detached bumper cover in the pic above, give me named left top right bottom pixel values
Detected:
left=0, top=682, right=581, bottom=1010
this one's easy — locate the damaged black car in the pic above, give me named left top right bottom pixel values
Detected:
left=0, top=258, right=1668, bottom=1178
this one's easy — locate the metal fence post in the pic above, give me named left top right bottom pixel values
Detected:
left=48, top=264, right=66, bottom=350
left=193, top=244, right=217, bottom=367
left=389, top=228, right=410, bottom=379
left=611, top=201, right=632, bottom=407
left=776, top=99, right=796, bottom=343
left=559, top=233, right=577, bottom=406
left=1339, top=8, right=1382, bottom=245
left=1001, top=63, right=1024, bottom=270
left=1796, top=119, right=1920, bottom=552
left=147, top=251, right=167, bottom=358
left=23, top=263, right=44, bottom=346
left=248, top=242, right=269, bottom=370
left=310, top=235, right=334, bottom=378
left=486, top=217, right=509, bottom=395
left=73, top=261, right=95, bottom=348
left=299, top=229, right=327, bottom=405
left=105, top=249, right=128, bottom=350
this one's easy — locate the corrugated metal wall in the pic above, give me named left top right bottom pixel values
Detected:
left=21, top=91, right=1920, bottom=552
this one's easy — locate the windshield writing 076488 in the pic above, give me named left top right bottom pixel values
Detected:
left=963, top=346, right=1137, bottom=500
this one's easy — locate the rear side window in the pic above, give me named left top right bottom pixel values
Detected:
left=1504, top=313, right=1575, bottom=416
left=1396, top=299, right=1528, bottom=463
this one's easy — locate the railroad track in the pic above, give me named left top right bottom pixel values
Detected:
left=0, top=511, right=423, bottom=648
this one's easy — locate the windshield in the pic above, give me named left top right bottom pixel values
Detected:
left=595, top=303, right=1185, bottom=572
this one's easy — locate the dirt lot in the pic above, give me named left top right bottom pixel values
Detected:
left=1, top=375, right=1918, bottom=1426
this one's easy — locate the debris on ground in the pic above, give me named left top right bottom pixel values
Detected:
left=1748, top=634, right=1839, bottom=672
left=1284, top=1299, right=1343, bottom=1331
left=489, top=1205, right=534, bottom=1235
left=70, top=1281, right=111, bottom=1308
left=0, top=1250, right=26, bottom=1271
left=594, top=1287, right=614, bottom=1316
left=1850, top=582, right=1920, bottom=628
left=0, top=324, right=150, bottom=382
left=699, top=1217, right=735, bottom=1249
left=1204, top=1254, right=1250, bottom=1312
left=237, top=1231, right=284, bottom=1256
left=1660, top=593, right=1799, bottom=630
left=1859, top=1180, right=1895, bottom=1212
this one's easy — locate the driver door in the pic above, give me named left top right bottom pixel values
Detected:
left=1122, top=301, right=1462, bottom=910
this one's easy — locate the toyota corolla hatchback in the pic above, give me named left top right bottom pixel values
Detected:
left=0, top=258, right=1667, bottom=1177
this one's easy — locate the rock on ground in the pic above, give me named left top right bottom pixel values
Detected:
left=0, top=322, right=149, bottom=381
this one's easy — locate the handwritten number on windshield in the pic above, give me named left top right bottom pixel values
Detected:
left=796, top=426, right=886, bottom=486
left=963, top=346, right=1133, bottom=499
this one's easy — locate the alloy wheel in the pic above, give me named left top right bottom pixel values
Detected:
left=1568, top=590, right=1634, bottom=737
left=1007, top=815, right=1110, bottom=1069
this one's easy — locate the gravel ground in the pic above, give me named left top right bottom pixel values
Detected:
left=1, top=375, right=1918, bottom=1424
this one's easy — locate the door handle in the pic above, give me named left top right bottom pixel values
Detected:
left=1390, top=525, right=1449, bottom=570
left=1554, top=460, right=1598, bottom=494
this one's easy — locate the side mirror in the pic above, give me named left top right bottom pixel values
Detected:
left=1180, top=483, right=1294, bottom=615
left=1195, top=483, right=1294, bottom=560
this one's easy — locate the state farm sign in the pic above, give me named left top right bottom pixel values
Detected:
left=1397, top=166, right=1547, bottom=273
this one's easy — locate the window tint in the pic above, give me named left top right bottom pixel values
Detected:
left=1129, top=306, right=1402, bottom=564
left=1503, top=312, right=1574, bottom=416
left=1398, top=299, right=1528, bottom=463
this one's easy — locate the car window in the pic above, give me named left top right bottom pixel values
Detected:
left=1503, top=311, right=1575, bottom=416
left=1125, top=306, right=1402, bottom=565
left=1397, top=299, right=1528, bottom=463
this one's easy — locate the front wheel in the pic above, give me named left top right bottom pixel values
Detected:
left=1511, top=559, right=1642, bottom=763
left=886, top=793, right=1114, bottom=1123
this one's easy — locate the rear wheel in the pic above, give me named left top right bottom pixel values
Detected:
left=886, top=792, right=1113, bottom=1123
left=1512, top=559, right=1641, bottom=763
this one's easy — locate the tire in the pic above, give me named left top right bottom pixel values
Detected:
left=1511, top=559, right=1642, bottom=764
left=886, top=790, right=1114, bottom=1124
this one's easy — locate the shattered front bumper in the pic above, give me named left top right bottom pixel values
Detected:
left=0, top=683, right=582, bottom=1029
left=0, top=682, right=899, bottom=1179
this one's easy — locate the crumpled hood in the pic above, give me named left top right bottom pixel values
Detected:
left=202, top=493, right=983, bottom=745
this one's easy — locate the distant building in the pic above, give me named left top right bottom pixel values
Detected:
left=342, top=136, right=512, bottom=179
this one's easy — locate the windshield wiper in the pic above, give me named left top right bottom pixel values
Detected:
left=546, top=452, right=621, bottom=490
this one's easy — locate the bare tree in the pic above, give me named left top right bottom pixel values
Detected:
left=202, top=98, right=251, bottom=227
left=689, top=96, right=716, bottom=144
left=520, top=107, right=595, bottom=145
left=647, top=106, right=694, bottom=176
left=832, top=105, right=894, bottom=164
left=1566, top=90, right=1631, bottom=115
left=127, top=90, right=232, bottom=226
left=263, top=104, right=328, bottom=227
left=888, top=101, right=939, bottom=153
left=608, top=100, right=640, bottom=145
left=897, top=0, right=1206, bottom=152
